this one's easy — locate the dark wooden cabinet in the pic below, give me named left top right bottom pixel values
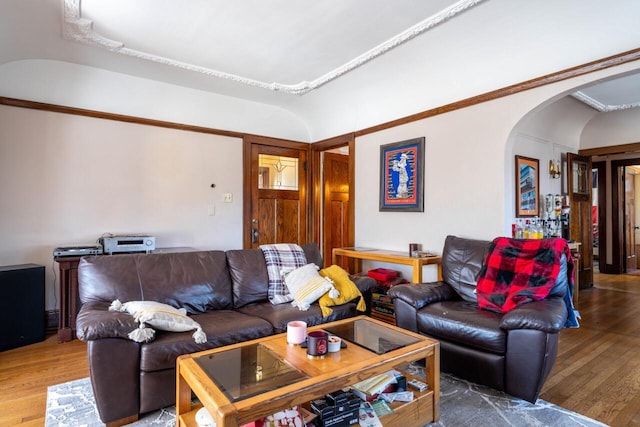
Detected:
left=55, top=256, right=83, bottom=342
left=0, top=264, right=45, bottom=351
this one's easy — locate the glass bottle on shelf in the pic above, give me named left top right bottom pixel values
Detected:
left=515, top=220, right=523, bottom=239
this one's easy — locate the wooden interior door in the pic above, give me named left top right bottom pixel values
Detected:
left=323, top=152, right=350, bottom=268
left=624, top=169, right=637, bottom=273
left=244, top=140, right=308, bottom=248
left=567, top=153, right=593, bottom=288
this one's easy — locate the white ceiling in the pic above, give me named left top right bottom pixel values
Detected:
left=572, top=73, right=640, bottom=112
left=65, top=0, right=483, bottom=95
left=1, top=0, right=639, bottom=128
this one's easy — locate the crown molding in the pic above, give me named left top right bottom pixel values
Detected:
left=571, top=91, right=640, bottom=112
left=62, top=0, right=486, bottom=95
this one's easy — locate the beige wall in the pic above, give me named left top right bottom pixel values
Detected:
left=1, top=57, right=639, bottom=310
left=582, top=108, right=640, bottom=149
left=0, top=105, right=243, bottom=309
left=351, top=61, right=640, bottom=281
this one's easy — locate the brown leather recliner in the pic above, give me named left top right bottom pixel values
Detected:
left=388, top=235, right=569, bottom=403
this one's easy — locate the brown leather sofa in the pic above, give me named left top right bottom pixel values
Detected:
left=388, top=235, right=569, bottom=403
left=75, top=244, right=374, bottom=425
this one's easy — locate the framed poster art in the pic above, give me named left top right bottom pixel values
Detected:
left=379, top=137, right=424, bottom=212
left=515, top=155, right=539, bottom=217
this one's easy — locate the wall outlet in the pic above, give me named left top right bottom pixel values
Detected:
left=224, top=193, right=233, bottom=203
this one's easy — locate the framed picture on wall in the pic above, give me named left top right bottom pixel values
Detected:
left=379, top=137, right=424, bottom=212
left=515, top=155, right=539, bottom=217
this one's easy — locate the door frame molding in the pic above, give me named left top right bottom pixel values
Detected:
left=610, top=157, right=640, bottom=273
left=593, top=161, right=609, bottom=272
left=310, top=134, right=355, bottom=252
left=242, top=135, right=311, bottom=248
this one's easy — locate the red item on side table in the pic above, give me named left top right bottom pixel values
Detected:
left=367, top=268, right=398, bottom=282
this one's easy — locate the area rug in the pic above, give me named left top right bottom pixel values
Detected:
left=46, top=371, right=607, bottom=427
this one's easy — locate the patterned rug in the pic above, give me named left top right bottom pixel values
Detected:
left=46, top=369, right=607, bottom=427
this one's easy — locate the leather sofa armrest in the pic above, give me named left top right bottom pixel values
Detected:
left=350, top=274, right=376, bottom=316
left=76, top=301, right=140, bottom=341
left=350, top=274, right=376, bottom=293
left=388, top=282, right=458, bottom=310
left=499, top=298, right=568, bottom=333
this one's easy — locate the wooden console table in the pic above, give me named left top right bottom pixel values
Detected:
left=332, top=247, right=442, bottom=283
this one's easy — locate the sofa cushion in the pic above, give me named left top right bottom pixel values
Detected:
left=301, top=243, right=324, bottom=268
left=109, top=299, right=206, bottom=343
left=227, top=244, right=325, bottom=309
left=78, top=251, right=233, bottom=313
left=237, top=301, right=356, bottom=333
left=139, top=310, right=273, bottom=372
left=227, top=249, right=270, bottom=308
left=285, top=263, right=334, bottom=311
left=260, top=243, right=308, bottom=304
left=441, top=235, right=490, bottom=302
left=417, top=301, right=506, bottom=354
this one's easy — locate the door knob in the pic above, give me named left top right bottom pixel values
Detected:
left=252, top=229, right=259, bottom=244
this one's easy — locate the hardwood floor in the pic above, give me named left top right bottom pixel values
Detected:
left=0, top=335, right=88, bottom=426
left=0, top=271, right=638, bottom=426
left=540, top=270, right=640, bottom=426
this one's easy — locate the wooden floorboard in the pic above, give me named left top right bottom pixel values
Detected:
left=0, top=270, right=638, bottom=426
left=539, top=270, right=640, bottom=426
left=0, top=335, right=88, bottom=427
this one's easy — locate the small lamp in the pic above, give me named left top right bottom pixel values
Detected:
left=549, top=160, right=561, bottom=179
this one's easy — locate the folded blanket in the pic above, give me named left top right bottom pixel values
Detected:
left=260, top=243, right=307, bottom=304
left=476, top=237, right=579, bottom=327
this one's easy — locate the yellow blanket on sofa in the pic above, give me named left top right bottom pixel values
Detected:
left=318, top=265, right=366, bottom=317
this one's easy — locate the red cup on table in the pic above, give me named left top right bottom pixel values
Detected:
left=307, top=331, right=328, bottom=358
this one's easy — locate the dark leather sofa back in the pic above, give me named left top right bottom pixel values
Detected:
left=78, top=250, right=233, bottom=313
left=442, top=235, right=491, bottom=302
left=226, top=243, right=325, bottom=308
left=226, top=248, right=269, bottom=308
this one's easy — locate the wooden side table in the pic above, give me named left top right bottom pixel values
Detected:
left=332, top=247, right=442, bottom=283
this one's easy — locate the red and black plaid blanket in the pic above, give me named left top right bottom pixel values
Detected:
left=476, top=237, right=574, bottom=313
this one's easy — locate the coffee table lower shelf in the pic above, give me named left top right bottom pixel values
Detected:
left=178, top=387, right=435, bottom=427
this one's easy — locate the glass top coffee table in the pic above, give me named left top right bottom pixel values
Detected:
left=176, top=316, right=439, bottom=427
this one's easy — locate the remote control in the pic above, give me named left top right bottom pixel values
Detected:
left=407, top=378, right=428, bottom=392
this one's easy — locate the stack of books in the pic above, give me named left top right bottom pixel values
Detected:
left=367, top=269, right=407, bottom=324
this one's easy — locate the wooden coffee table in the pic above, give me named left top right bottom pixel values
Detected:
left=176, top=316, right=439, bottom=427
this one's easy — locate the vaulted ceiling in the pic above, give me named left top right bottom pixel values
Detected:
left=1, top=0, right=639, bottom=138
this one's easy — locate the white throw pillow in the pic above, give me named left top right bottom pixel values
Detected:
left=284, top=264, right=338, bottom=311
left=109, top=299, right=207, bottom=344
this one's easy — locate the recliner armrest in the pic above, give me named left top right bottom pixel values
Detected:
left=388, top=282, right=458, bottom=310
left=499, top=298, right=568, bottom=333
left=76, top=301, right=140, bottom=341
